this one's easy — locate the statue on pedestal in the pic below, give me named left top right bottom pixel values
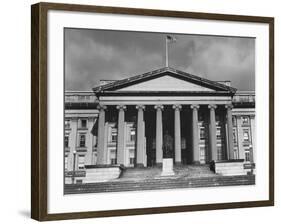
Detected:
left=163, top=130, right=173, bottom=158
left=161, top=130, right=175, bottom=176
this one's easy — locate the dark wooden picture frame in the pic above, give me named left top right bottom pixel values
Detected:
left=31, top=2, right=274, bottom=221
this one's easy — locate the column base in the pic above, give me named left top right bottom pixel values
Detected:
left=175, top=161, right=182, bottom=166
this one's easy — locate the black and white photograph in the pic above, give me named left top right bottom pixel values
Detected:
left=63, top=28, right=256, bottom=194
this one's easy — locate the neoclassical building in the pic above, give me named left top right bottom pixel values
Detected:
left=64, top=67, right=255, bottom=182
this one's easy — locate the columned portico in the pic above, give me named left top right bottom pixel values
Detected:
left=173, top=104, right=182, bottom=165
left=93, top=67, right=238, bottom=168
left=117, top=105, right=127, bottom=165
left=136, top=105, right=146, bottom=167
left=191, top=104, right=200, bottom=164
left=97, top=105, right=107, bottom=165
left=225, top=104, right=234, bottom=160
left=155, top=105, right=164, bottom=165
left=209, top=104, right=217, bottom=161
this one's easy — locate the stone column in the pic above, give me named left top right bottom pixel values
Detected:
left=173, top=104, right=182, bottom=165
left=68, top=118, right=78, bottom=171
left=97, top=105, right=107, bottom=165
left=225, top=104, right=234, bottom=160
left=103, top=122, right=109, bottom=164
left=191, top=104, right=200, bottom=164
left=236, top=116, right=245, bottom=160
left=208, top=104, right=217, bottom=161
left=154, top=105, right=164, bottom=165
left=136, top=105, right=145, bottom=167
left=117, top=105, right=127, bottom=165
left=85, top=117, right=94, bottom=166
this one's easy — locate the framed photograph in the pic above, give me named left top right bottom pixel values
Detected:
left=31, top=2, right=274, bottom=221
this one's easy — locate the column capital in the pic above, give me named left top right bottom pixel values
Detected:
left=116, top=105, right=127, bottom=111
left=173, top=104, right=182, bottom=110
left=190, top=104, right=200, bottom=110
left=154, top=104, right=164, bottom=110
left=136, top=105, right=145, bottom=110
left=225, top=104, right=233, bottom=110
left=208, top=104, right=217, bottom=110
left=97, top=104, right=107, bottom=110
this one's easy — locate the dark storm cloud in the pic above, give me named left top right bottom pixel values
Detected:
left=65, top=29, right=255, bottom=91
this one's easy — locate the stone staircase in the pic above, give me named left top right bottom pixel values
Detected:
left=65, top=165, right=255, bottom=194
left=119, top=165, right=217, bottom=181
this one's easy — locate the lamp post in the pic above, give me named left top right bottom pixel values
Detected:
left=72, top=150, right=77, bottom=184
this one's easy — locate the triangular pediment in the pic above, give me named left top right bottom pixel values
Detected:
left=92, top=67, right=236, bottom=94
left=117, top=75, right=215, bottom=92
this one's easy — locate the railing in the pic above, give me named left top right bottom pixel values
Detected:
left=65, top=170, right=86, bottom=177
left=232, top=92, right=255, bottom=103
left=65, top=92, right=96, bottom=103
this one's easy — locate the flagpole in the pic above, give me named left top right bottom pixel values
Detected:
left=165, top=36, right=168, bottom=67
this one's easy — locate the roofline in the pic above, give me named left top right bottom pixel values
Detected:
left=96, top=90, right=235, bottom=97
left=92, top=67, right=237, bottom=93
left=65, top=90, right=94, bottom=93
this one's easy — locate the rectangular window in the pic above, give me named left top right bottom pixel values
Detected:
left=111, top=158, right=117, bottom=165
left=65, top=119, right=71, bottom=129
left=198, top=113, right=204, bottom=121
left=76, top=179, right=83, bottom=184
left=234, top=148, right=238, bottom=160
left=64, top=156, right=68, bottom=171
left=78, top=155, right=85, bottom=169
left=199, top=127, right=205, bottom=140
left=232, top=116, right=237, bottom=126
left=64, top=135, right=69, bottom=148
left=129, top=157, right=135, bottom=165
left=78, top=95, right=85, bottom=100
left=79, top=134, right=86, bottom=147
left=242, top=116, right=250, bottom=125
left=245, top=151, right=250, bottom=162
left=200, top=147, right=205, bottom=156
left=111, top=129, right=117, bottom=142
left=81, top=119, right=87, bottom=128
left=216, top=127, right=222, bottom=139
left=130, top=128, right=136, bottom=142
left=233, top=129, right=237, bottom=143
left=243, top=130, right=250, bottom=142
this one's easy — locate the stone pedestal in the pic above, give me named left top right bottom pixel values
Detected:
left=84, top=165, right=124, bottom=183
left=161, top=158, right=175, bottom=176
left=212, top=160, right=247, bottom=176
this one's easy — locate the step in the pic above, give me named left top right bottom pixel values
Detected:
left=65, top=175, right=255, bottom=194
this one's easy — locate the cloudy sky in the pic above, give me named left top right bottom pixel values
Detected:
left=65, top=28, right=255, bottom=91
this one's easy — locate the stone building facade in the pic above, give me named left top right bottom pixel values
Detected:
left=64, top=67, right=255, bottom=183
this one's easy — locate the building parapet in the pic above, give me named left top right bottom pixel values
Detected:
left=65, top=91, right=97, bottom=103
left=65, top=90, right=255, bottom=108
left=232, top=91, right=255, bottom=103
